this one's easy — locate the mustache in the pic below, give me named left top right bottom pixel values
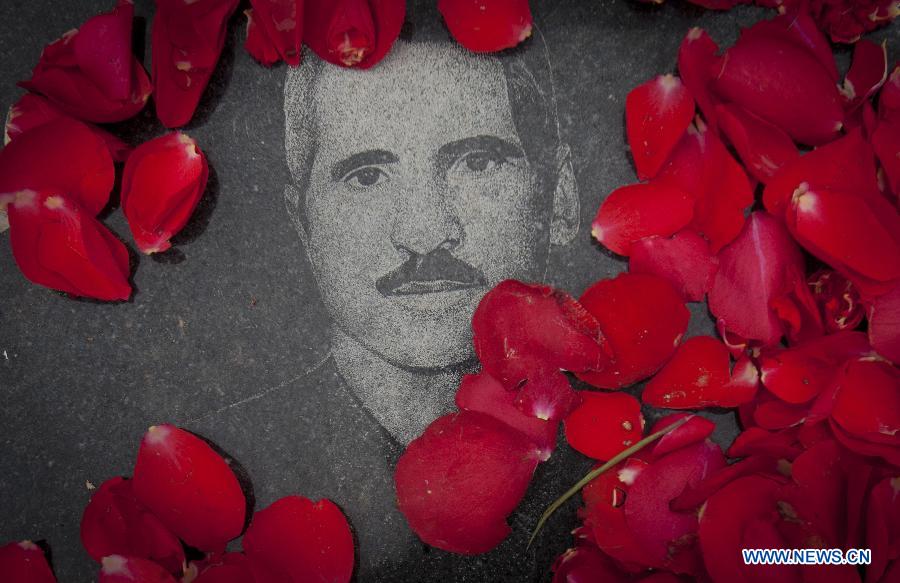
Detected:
left=376, top=248, right=488, bottom=296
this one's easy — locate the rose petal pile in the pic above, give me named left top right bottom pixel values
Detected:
left=549, top=8, right=900, bottom=583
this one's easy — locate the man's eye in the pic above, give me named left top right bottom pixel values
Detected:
left=344, top=167, right=388, bottom=189
left=451, top=150, right=506, bottom=175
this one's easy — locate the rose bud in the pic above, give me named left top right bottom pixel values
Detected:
left=19, top=1, right=151, bottom=123
left=248, top=0, right=303, bottom=67
left=121, top=132, right=209, bottom=254
left=0, top=117, right=115, bottom=235
left=243, top=496, right=355, bottom=583
left=5, top=189, right=132, bottom=301
left=0, top=540, right=57, bottom=583
left=243, top=9, right=281, bottom=67
left=625, top=74, right=695, bottom=181
left=99, top=555, right=177, bottom=583
left=132, top=424, right=246, bottom=552
left=5, top=94, right=131, bottom=162
left=305, top=0, right=406, bottom=69
left=395, top=411, right=543, bottom=554
left=80, top=477, right=184, bottom=575
left=438, top=0, right=533, bottom=53
left=152, top=0, right=240, bottom=128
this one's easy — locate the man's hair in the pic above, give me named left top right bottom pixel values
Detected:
left=284, top=21, right=562, bottom=206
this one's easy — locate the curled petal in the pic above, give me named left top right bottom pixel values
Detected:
left=438, top=0, right=532, bottom=53
left=564, top=392, right=644, bottom=461
left=709, top=212, right=816, bottom=346
left=248, top=0, right=303, bottom=67
left=132, top=424, right=246, bottom=552
left=5, top=94, right=131, bottom=162
left=455, top=372, right=557, bottom=456
left=74, top=0, right=134, bottom=101
left=121, top=132, right=209, bottom=254
left=592, top=182, right=694, bottom=257
left=395, top=411, right=542, bottom=554
left=0, top=117, right=113, bottom=215
left=869, top=283, right=900, bottom=363
left=472, top=280, right=611, bottom=390
left=628, top=229, right=718, bottom=302
left=807, top=269, right=865, bottom=333
left=787, top=186, right=900, bottom=284
left=7, top=189, right=131, bottom=301
left=243, top=496, right=354, bottom=583
left=152, top=0, right=240, bottom=128
left=841, top=40, right=889, bottom=114
left=625, top=74, right=695, bottom=180
left=715, top=103, right=799, bottom=183
left=711, top=31, right=843, bottom=145
left=829, top=418, right=900, bottom=467
left=650, top=413, right=715, bottom=458
left=243, top=9, right=281, bottom=67
left=577, top=273, right=690, bottom=389
left=98, top=555, right=176, bottom=583
left=80, top=477, right=184, bottom=575
left=306, top=0, right=406, bottom=69
left=0, top=541, right=56, bottom=583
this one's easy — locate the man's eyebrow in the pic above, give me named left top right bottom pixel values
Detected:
left=330, top=149, right=399, bottom=181
left=436, top=135, right=525, bottom=172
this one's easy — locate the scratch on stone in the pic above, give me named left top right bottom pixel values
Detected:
left=184, top=354, right=331, bottom=424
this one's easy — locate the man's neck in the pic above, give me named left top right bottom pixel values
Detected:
left=330, top=328, right=469, bottom=445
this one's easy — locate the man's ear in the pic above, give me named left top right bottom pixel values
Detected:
left=284, top=184, right=309, bottom=248
left=550, top=143, right=580, bottom=247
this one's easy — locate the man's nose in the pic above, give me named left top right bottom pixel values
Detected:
left=390, top=181, right=463, bottom=256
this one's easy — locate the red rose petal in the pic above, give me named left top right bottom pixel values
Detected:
left=306, top=0, right=406, bottom=69
left=132, top=424, right=246, bottom=552
left=73, top=0, right=134, bottom=101
left=711, top=29, right=843, bottom=145
left=5, top=94, right=131, bottom=163
left=709, top=211, right=817, bottom=346
left=20, top=26, right=151, bottom=123
left=872, top=116, right=900, bottom=199
left=98, top=555, right=177, bottom=583
left=829, top=418, right=900, bottom=467
left=727, top=427, right=803, bottom=460
left=841, top=39, right=889, bottom=114
left=831, top=358, right=900, bottom=437
left=121, top=132, right=209, bottom=254
left=0, top=117, right=114, bottom=216
left=513, top=370, right=582, bottom=423
left=581, top=457, right=650, bottom=569
left=7, top=190, right=131, bottom=301
left=643, top=336, right=756, bottom=409
left=628, top=229, right=718, bottom=302
left=152, top=0, right=240, bottom=128
left=564, top=392, right=643, bottom=461
left=656, top=120, right=753, bottom=252
left=578, top=273, right=689, bottom=389
left=807, top=269, right=865, bottom=333
left=650, top=413, right=715, bottom=458
left=551, top=544, right=630, bottom=583
left=247, top=0, right=303, bottom=67
left=591, top=182, right=694, bottom=257
left=194, top=553, right=260, bottom=583
left=880, top=64, right=900, bottom=121
left=395, top=411, right=542, bottom=554
left=625, top=74, right=695, bottom=181
left=438, top=0, right=532, bottom=54
left=865, top=476, right=900, bottom=582
left=672, top=455, right=784, bottom=512
left=0, top=541, right=56, bottom=583
left=243, top=9, right=281, bottom=67
left=677, top=28, right=720, bottom=128
left=243, top=496, right=354, bottom=583
left=455, top=372, right=558, bottom=456
left=753, top=396, right=807, bottom=430
left=624, top=441, right=725, bottom=570
left=699, top=475, right=791, bottom=583
left=715, top=103, right=799, bottom=183
left=80, top=477, right=184, bottom=575
left=869, top=283, right=900, bottom=363
left=758, top=348, right=833, bottom=405
left=742, top=9, right=839, bottom=83
left=472, top=280, right=611, bottom=390
left=763, top=129, right=882, bottom=219
left=788, top=186, right=900, bottom=284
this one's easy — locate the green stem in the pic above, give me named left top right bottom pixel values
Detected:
left=527, top=415, right=691, bottom=549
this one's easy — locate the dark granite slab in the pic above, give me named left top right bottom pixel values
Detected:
left=0, top=1, right=896, bottom=581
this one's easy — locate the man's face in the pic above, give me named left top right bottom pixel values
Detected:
left=290, top=42, right=554, bottom=369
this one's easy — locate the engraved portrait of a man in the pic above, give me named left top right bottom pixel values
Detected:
left=282, top=30, right=580, bottom=446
